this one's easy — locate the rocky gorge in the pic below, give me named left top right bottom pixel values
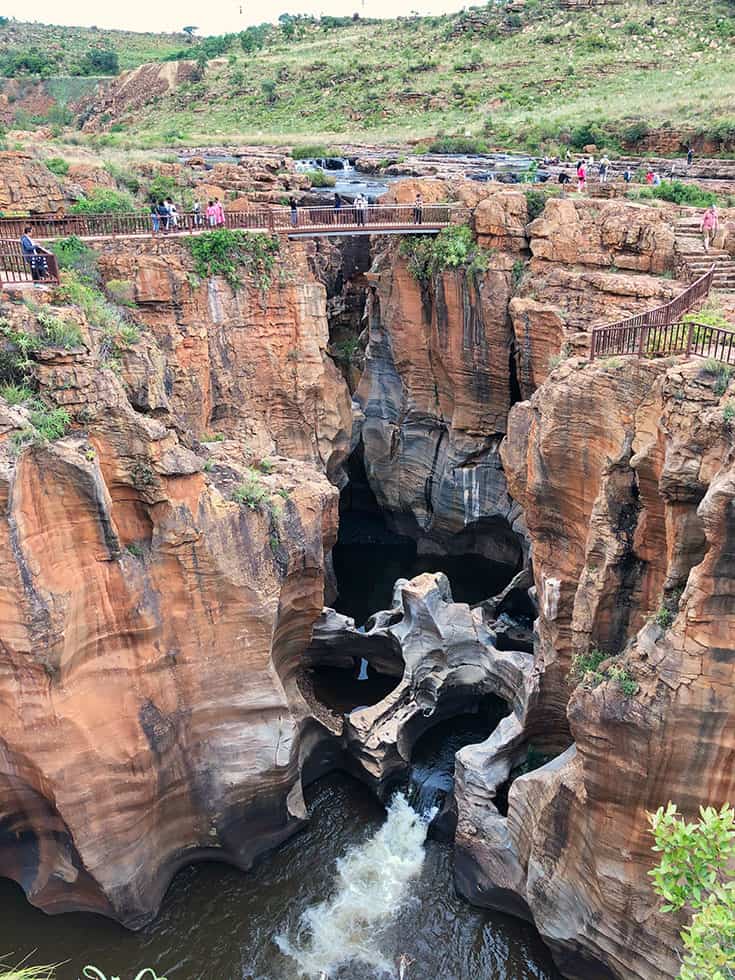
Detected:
left=1, top=177, right=734, bottom=979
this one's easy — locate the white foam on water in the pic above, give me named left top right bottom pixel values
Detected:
left=275, top=793, right=433, bottom=978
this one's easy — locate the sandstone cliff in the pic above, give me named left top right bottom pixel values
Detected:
left=0, top=241, right=349, bottom=925
left=456, top=355, right=735, bottom=979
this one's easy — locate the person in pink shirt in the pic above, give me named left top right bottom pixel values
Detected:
left=577, top=163, right=586, bottom=192
left=701, top=204, right=719, bottom=252
left=206, top=200, right=217, bottom=227
left=214, top=197, right=225, bottom=227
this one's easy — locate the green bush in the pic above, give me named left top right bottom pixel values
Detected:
left=45, top=156, right=70, bottom=176
left=29, top=404, right=71, bottom=441
left=637, top=180, right=718, bottom=208
left=35, top=309, right=84, bottom=349
left=0, top=319, right=41, bottom=383
left=0, top=383, right=35, bottom=406
left=649, top=802, right=735, bottom=980
left=232, top=469, right=270, bottom=509
left=304, top=168, right=335, bottom=188
left=423, top=135, right=489, bottom=154
left=50, top=236, right=98, bottom=283
left=571, top=648, right=608, bottom=679
left=70, top=188, right=136, bottom=214
left=78, top=49, right=119, bottom=75
left=187, top=229, right=280, bottom=290
left=524, top=188, right=547, bottom=221
left=292, top=144, right=332, bottom=159
left=147, top=173, right=178, bottom=202
left=399, top=225, right=489, bottom=284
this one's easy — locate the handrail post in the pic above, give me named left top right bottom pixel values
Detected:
left=685, top=321, right=694, bottom=359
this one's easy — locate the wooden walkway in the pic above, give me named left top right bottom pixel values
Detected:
left=0, top=204, right=460, bottom=244
left=589, top=266, right=735, bottom=367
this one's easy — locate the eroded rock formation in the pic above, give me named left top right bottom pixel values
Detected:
left=456, top=355, right=735, bottom=979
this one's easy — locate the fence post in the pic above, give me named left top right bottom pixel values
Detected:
left=685, top=322, right=694, bottom=359
left=638, top=325, right=646, bottom=358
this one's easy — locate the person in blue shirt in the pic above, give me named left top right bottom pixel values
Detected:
left=20, top=227, right=47, bottom=282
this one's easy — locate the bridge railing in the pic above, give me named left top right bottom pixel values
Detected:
left=0, top=239, right=59, bottom=286
left=590, top=265, right=715, bottom=361
left=0, top=205, right=457, bottom=241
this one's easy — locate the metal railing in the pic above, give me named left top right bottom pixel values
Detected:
left=0, top=205, right=457, bottom=241
left=0, top=239, right=59, bottom=286
left=590, top=265, right=715, bottom=361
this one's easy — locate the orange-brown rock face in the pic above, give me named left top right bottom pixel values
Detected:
left=0, top=245, right=347, bottom=927
left=97, top=238, right=352, bottom=485
left=0, top=150, right=66, bottom=214
left=356, top=245, right=523, bottom=565
left=457, top=357, right=735, bottom=979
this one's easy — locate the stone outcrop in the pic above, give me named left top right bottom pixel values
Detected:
left=96, top=237, right=352, bottom=485
left=0, top=150, right=66, bottom=214
left=0, top=241, right=348, bottom=926
left=355, top=243, right=523, bottom=565
left=456, top=355, right=735, bottom=979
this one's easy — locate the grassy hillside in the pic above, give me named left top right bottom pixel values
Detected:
left=2, top=0, right=735, bottom=151
left=0, top=18, right=186, bottom=73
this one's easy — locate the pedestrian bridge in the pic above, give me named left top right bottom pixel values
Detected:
left=0, top=204, right=460, bottom=246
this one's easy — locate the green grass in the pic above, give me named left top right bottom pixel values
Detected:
left=187, top=229, right=280, bottom=290
left=232, top=469, right=270, bottom=510
left=19, top=0, right=731, bottom=152
left=0, top=383, right=35, bottom=405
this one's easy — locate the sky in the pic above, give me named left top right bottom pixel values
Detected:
left=1, top=0, right=475, bottom=35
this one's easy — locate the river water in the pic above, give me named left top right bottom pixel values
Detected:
left=3, top=773, right=559, bottom=980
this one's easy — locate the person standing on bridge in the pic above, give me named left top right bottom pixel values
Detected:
left=355, top=193, right=367, bottom=226
left=701, top=204, right=719, bottom=252
left=214, top=197, right=225, bottom=227
left=289, top=196, right=298, bottom=227
left=150, top=203, right=160, bottom=234
left=206, top=200, right=217, bottom=227
left=413, top=192, right=423, bottom=224
left=333, top=192, right=342, bottom=225
left=20, top=227, right=47, bottom=282
left=193, top=201, right=202, bottom=227
left=156, top=200, right=170, bottom=233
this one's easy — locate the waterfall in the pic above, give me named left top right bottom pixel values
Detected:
left=276, top=794, right=433, bottom=978
left=407, top=765, right=453, bottom=816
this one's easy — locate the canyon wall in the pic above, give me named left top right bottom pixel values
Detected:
left=457, top=355, right=735, bottom=979
left=0, top=241, right=349, bottom=925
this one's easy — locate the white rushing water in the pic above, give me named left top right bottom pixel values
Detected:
left=276, top=793, right=434, bottom=978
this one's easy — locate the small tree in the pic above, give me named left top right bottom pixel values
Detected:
left=182, top=25, right=198, bottom=42
left=649, top=801, right=735, bottom=979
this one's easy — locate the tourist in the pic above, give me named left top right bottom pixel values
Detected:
left=413, top=192, right=423, bottom=225
left=599, top=154, right=610, bottom=183
left=193, top=201, right=202, bottom=227
left=214, top=197, right=225, bottom=227
left=206, top=200, right=217, bottom=227
left=333, top=192, right=342, bottom=224
left=355, top=193, right=368, bottom=226
left=150, top=203, right=160, bottom=234
left=19, top=226, right=47, bottom=282
left=652, top=172, right=662, bottom=186
left=289, top=196, right=298, bottom=227
left=577, top=162, right=586, bottom=193
left=687, top=146, right=694, bottom=166
left=701, top=204, right=719, bottom=252
left=167, top=199, right=179, bottom=229
left=646, top=168, right=654, bottom=185
left=558, top=170, right=571, bottom=185
left=156, top=199, right=170, bottom=232
left=623, top=167, right=633, bottom=184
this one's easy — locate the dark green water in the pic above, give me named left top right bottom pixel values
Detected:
left=2, top=775, right=560, bottom=980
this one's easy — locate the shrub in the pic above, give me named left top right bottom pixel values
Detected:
left=0, top=320, right=41, bottom=382
left=423, top=135, right=488, bottom=154
left=649, top=802, right=735, bottom=980
left=0, top=382, right=34, bottom=405
left=621, top=120, right=650, bottom=144
left=147, top=173, right=178, bottom=203
left=70, top=188, right=136, bottom=214
left=655, top=604, right=673, bottom=629
left=399, top=225, right=489, bottom=284
left=701, top=359, right=733, bottom=396
left=232, top=469, right=270, bottom=509
left=105, top=278, right=136, bottom=307
left=524, top=188, right=547, bottom=221
left=512, top=259, right=526, bottom=289
left=723, top=402, right=735, bottom=423
left=45, top=156, right=69, bottom=176
left=187, top=229, right=280, bottom=290
left=78, top=49, right=119, bottom=75
left=571, top=648, right=607, bottom=679
left=50, top=236, right=98, bottom=282
left=304, top=168, right=335, bottom=188
left=292, top=144, right=332, bottom=159
left=637, top=180, right=718, bottom=208
left=12, top=403, right=73, bottom=448
left=35, top=309, right=84, bottom=349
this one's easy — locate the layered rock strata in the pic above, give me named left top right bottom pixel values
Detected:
left=456, top=355, right=735, bottom=979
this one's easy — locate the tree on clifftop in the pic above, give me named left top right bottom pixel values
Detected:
left=649, top=802, right=735, bottom=979
left=182, top=26, right=198, bottom=42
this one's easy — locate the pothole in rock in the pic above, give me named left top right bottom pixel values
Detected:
left=334, top=443, right=521, bottom=627
left=307, top=660, right=400, bottom=716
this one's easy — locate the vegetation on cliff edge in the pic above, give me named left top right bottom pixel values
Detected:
left=187, top=229, right=281, bottom=290
left=400, top=225, right=489, bottom=284
left=649, top=802, right=735, bottom=979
